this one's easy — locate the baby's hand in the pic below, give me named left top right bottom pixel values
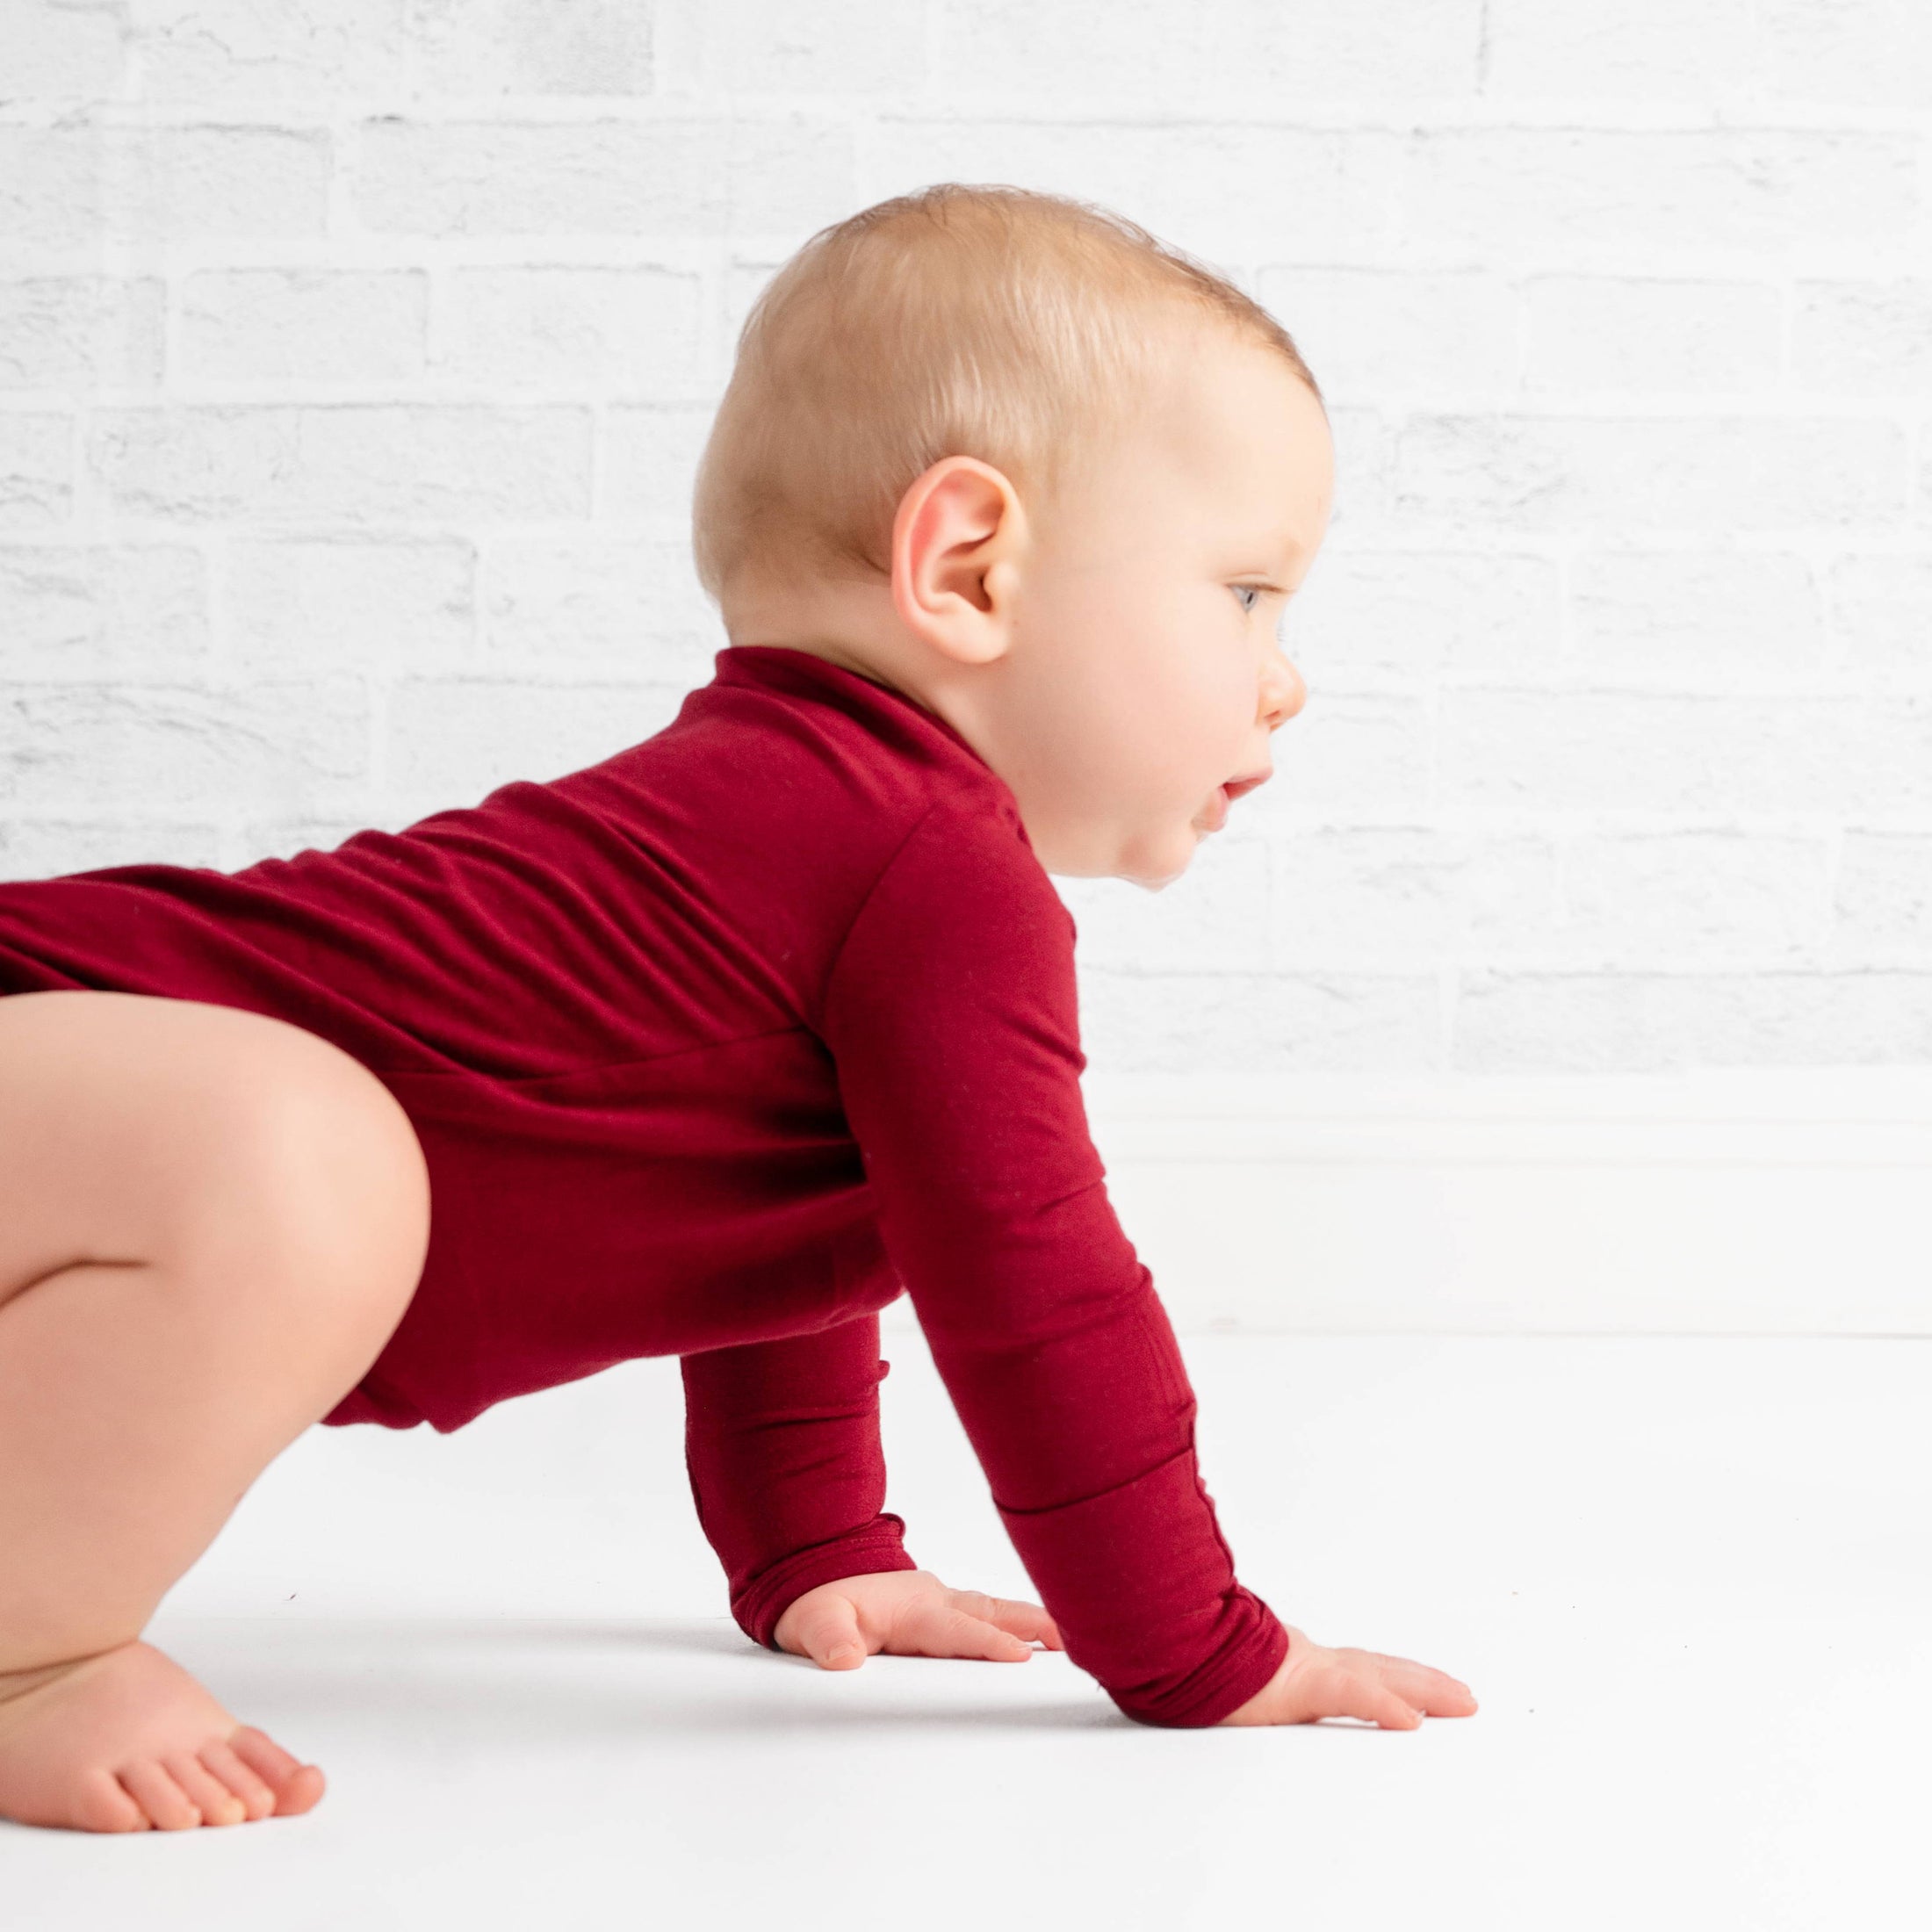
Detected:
left=1218, top=1623, right=1478, bottom=1729
left=772, top=1568, right=1063, bottom=1670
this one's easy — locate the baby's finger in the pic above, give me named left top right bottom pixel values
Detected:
left=1353, top=1672, right=1425, bottom=1731
left=926, top=1605, right=1035, bottom=1662
left=1356, top=1652, right=1479, bottom=1715
left=952, top=1590, right=1062, bottom=1651
left=785, top=1594, right=869, bottom=1670
left=1303, top=1663, right=1424, bottom=1731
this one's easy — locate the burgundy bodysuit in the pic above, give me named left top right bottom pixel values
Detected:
left=0, top=644, right=1288, bottom=1727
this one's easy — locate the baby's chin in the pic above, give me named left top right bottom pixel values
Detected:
left=1114, top=824, right=1202, bottom=891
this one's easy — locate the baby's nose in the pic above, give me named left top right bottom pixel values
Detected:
left=1265, top=651, right=1307, bottom=726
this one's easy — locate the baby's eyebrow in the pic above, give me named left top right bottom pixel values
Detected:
left=1224, top=525, right=1308, bottom=573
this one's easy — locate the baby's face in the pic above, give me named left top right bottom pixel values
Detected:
left=992, top=335, right=1330, bottom=887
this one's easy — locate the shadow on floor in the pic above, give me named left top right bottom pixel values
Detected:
left=156, top=1615, right=1131, bottom=1737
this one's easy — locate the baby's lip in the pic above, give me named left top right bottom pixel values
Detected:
left=1222, top=770, right=1272, bottom=803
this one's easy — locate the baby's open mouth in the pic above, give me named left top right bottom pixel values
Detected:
left=1204, top=769, right=1271, bottom=828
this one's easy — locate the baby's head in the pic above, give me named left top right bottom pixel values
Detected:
left=692, top=184, right=1332, bottom=890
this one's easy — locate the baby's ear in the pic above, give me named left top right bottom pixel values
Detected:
left=890, top=457, right=1025, bottom=667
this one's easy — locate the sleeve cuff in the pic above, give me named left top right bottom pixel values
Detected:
left=732, top=1513, right=919, bottom=1651
left=993, top=1440, right=1292, bottom=1727
left=1113, top=1588, right=1290, bottom=1728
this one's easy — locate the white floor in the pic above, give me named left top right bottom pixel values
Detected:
left=6, top=1328, right=1929, bottom=1930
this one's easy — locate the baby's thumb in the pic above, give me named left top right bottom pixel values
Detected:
left=791, top=1596, right=868, bottom=1670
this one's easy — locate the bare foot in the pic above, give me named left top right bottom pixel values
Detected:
left=0, top=1640, right=325, bottom=1833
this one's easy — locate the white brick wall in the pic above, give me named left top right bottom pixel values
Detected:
left=2, top=0, right=1928, bottom=1074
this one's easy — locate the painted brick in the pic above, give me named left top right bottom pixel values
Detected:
left=131, top=0, right=653, bottom=100
left=179, top=271, right=428, bottom=386
left=381, top=674, right=687, bottom=811
left=1081, top=969, right=1441, bottom=1073
left=1322, top=407, right=1395, bottom=537
left=861, top=121, right=1402, bottom=259
left=411, top=0, right=654, bottom=96
left=86, top=406, right=592, bottom=524
left=0, top=818, right=227, bottom=883
left=0, top=125, right=330, bottom=248
left=0, top=278, right=165, bottom=390
left=1199, top=0, right=1483, bottom=100
left=1483, top=0, right=1756, bottom=102
left=0, top=678, right=369, bottom=811
left=0, top=0, right=127, bottom=97
left=224, top=537, right=474, bottom=672
left=913, top=1, right=1492, bottom=114
left=1758, top=0, right=1932, bottom=111
left=933, top=0, right=1208, bottom=100
left=1791, top=283, right=1932, bottom=396
left=701, top=0, right=921, bottom=94
left=353, top=119, right=856, bottom=238
left=1561, top=833, right=1833, bottom=957
left=1394, top=415, right=1909, bottom=533
left=1568, top=550, right=1825, bottom=670
left=1254, top=267, right=1519, bottom=400
left=130, top=0, right=415, bottom=100
left=1056, top=837, right=1271, bottom=976
left=443, top=266, right=705, bottom=395
left=479, top=533, right=717, bottom=684
left=1525, top=278, right=1783, bottom=394
left=1836, top=833, right=1932, bottom=948
left=1287, top=549, right=1563, bottom=679
left=0, top=415, right=73, bottom=530
left=601, top=403, right=717, bottom=524
left=1399, top=130, right=1918, bottom=260
left=1270, top=829, right=1560, bottom=963
left=1266, top=692, right=1434, bottom=819
left=0, top=544, right=210, bottom=671
left=1826, top=555, right=1932, bottom=674
left=1440, top=690, right=1932, bottom=815
left=1454, top=968, right=1932, bottom=1071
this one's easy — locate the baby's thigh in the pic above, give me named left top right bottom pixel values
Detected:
left=0, top=990, right=430, bottom=1315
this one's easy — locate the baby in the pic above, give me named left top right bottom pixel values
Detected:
left=0, top=183, right=1474, bottom=1835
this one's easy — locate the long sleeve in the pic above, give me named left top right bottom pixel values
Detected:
left=815, top=800, right=1288, bottom=1729
left=681, top=1310, right=919, bottom=1650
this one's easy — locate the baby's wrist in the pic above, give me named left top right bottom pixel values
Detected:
left=771, top=1563, right=936, bottom=1653
left=739, top=1519, right=919, bottom=1651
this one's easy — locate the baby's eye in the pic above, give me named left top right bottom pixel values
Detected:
left=1231, top=584, right=1262, bottom=616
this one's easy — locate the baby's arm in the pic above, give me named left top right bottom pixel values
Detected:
left=682, top=1310, right=1064, bottom=1670
left=680, top=1311, right=919, bottom=1647
left=816, top=799, right=1287, bottom=1728
left=682, top=1309, right=1470, bottom=1721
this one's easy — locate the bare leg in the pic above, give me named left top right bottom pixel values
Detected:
left=0, top=991, right=430, bottom=1832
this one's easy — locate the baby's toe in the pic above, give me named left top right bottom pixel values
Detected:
left=117, top=1760, right=202, bottom=1830
left=227, top=1726, right=326, bottom=1816
left=273, top=1763, right=327, bottom=1816
left=165, top=1752, right=248, bottom=1826
left=198, top=1739, right=278, bottom=1820
left=76, top=1768, right=149, bottom=1834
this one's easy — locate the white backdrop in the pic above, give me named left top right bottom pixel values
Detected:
left=3, top=0, right=1929, bottom=1333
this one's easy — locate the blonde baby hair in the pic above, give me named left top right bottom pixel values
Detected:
left=690, top=182, right=1323, bottom=613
